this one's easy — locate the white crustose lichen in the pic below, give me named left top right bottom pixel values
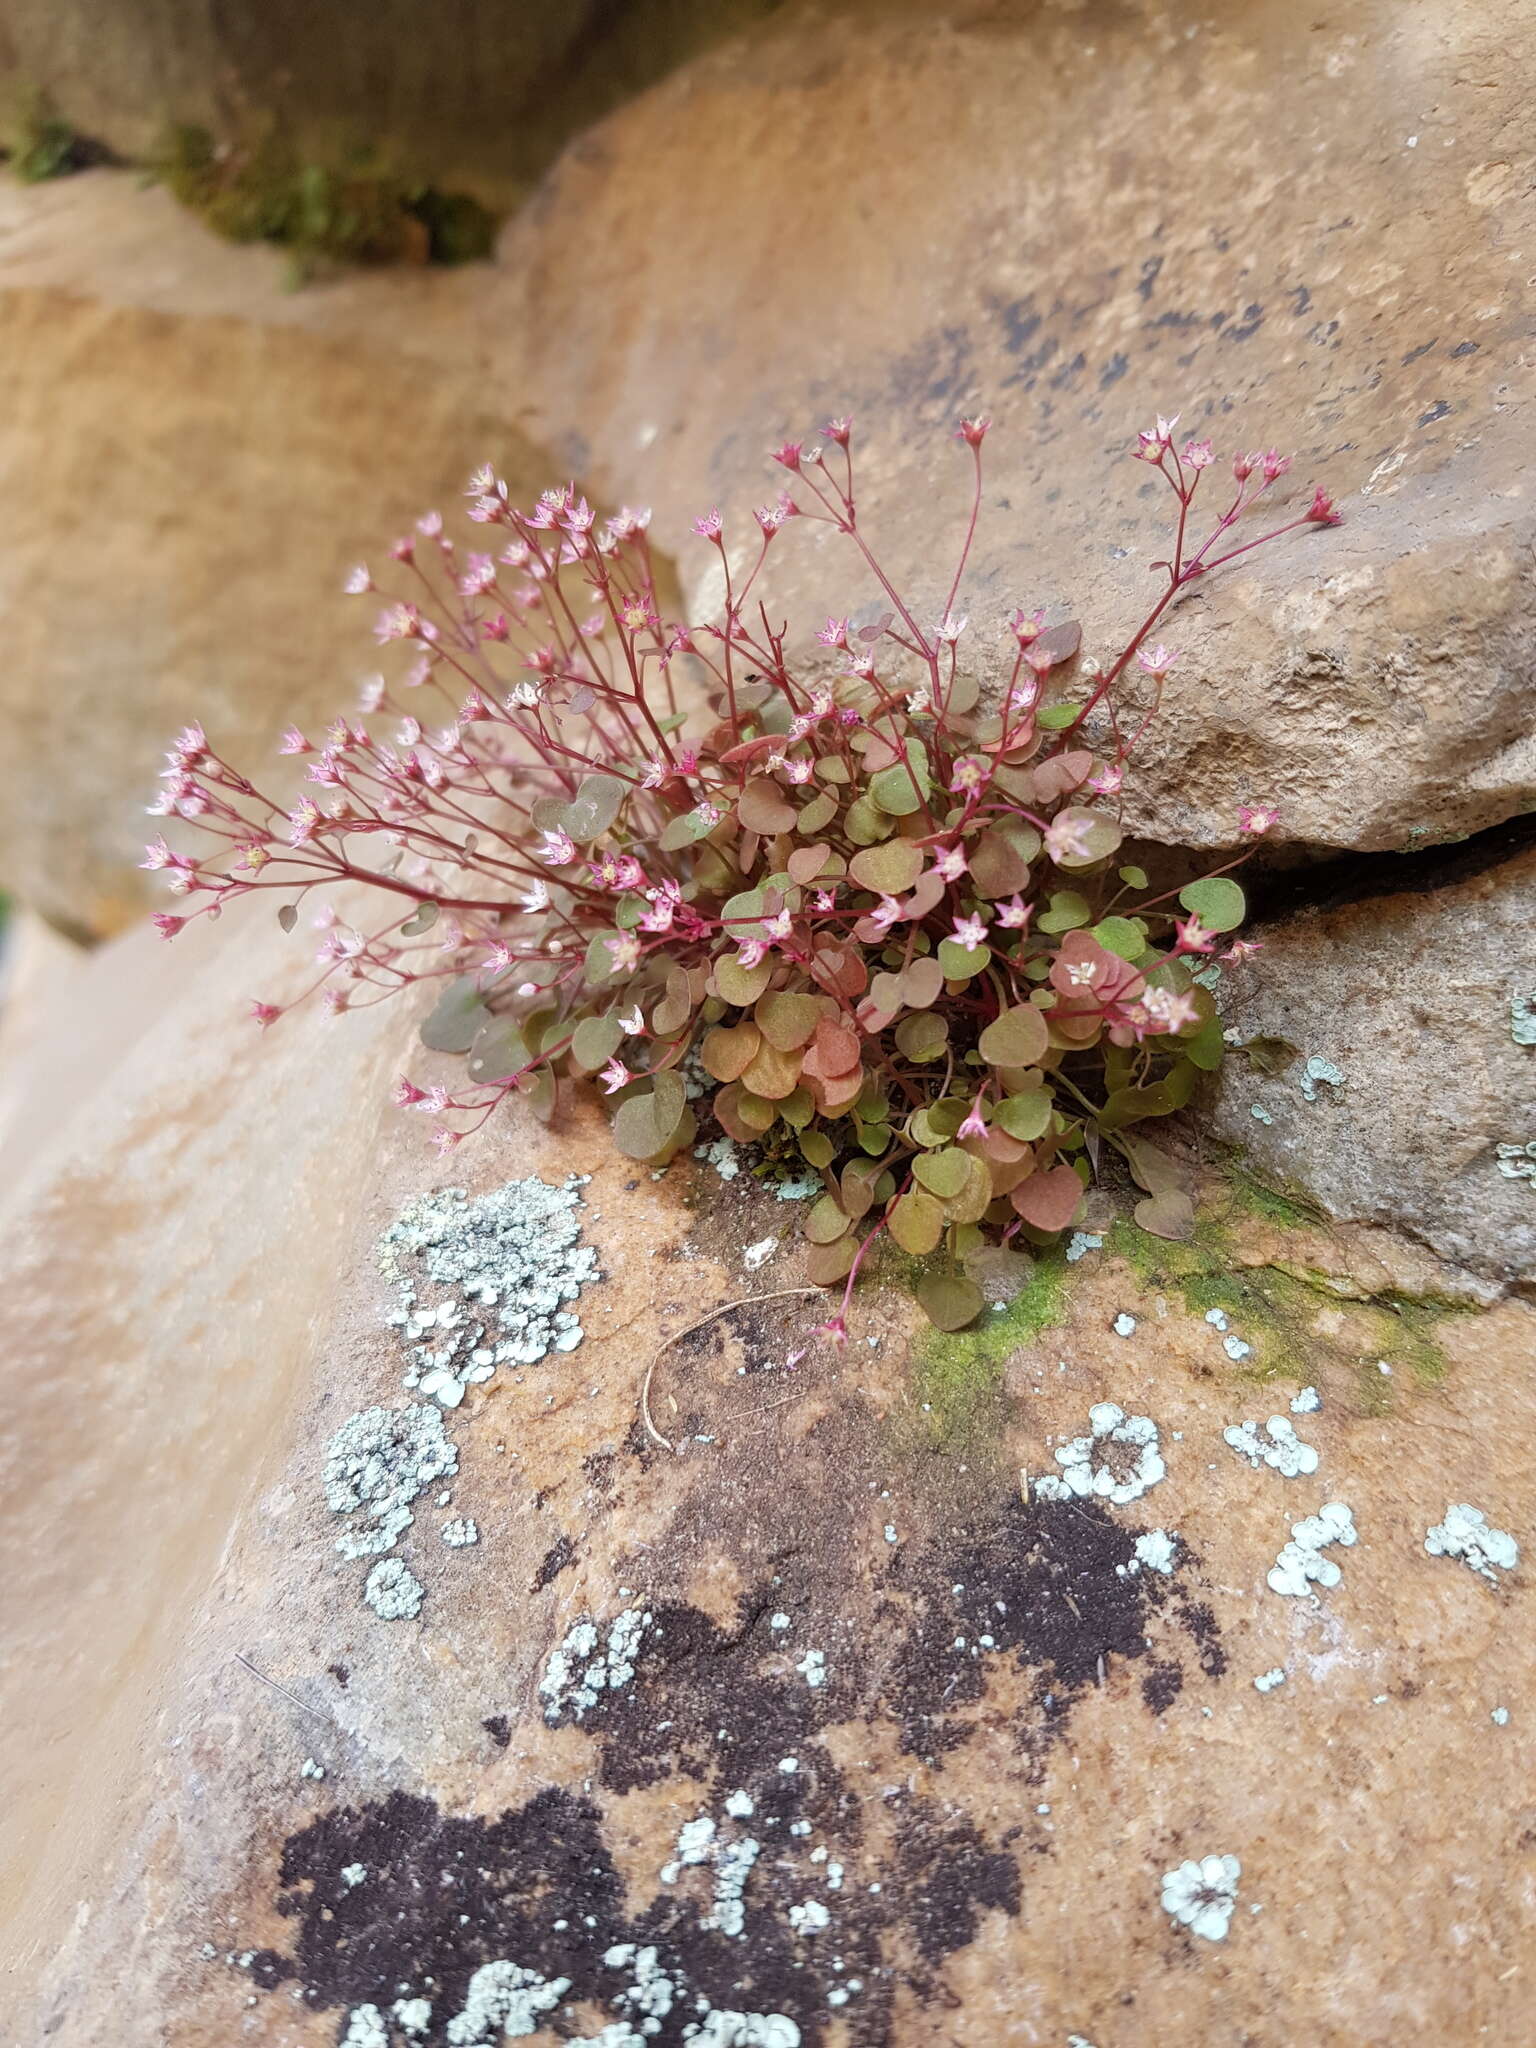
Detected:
left=1424, top=1503, right=1519, bottom=1585
left=540, top=1609, right=653, bottom=1723
left=1031, top=1402, right=1166, bottom=1506
left=379, top=1176, right=600, bottom=1405
left=1223, top=1416, right=1319, bottom=1479
left=1161, top=1855, right=1242, bottom=1941
left=1267, top=1501, right=1356, bottom=1598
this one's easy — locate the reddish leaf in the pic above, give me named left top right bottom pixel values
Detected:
left=1010, top=1164, right=1084, bottom=1232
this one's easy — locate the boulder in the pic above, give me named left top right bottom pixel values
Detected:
left=491, top=0, right=1536, bottom=858
left=4, top=896, right=1536, bottom=2044
left=0, top=172, right=550, bottom=934
left=0, top=0, right=780, bottom=207
left=1211, top=844, right=1536, bottom=1288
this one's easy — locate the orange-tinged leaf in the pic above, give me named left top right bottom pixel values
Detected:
left=701, top=1020, right=762, bottom=1082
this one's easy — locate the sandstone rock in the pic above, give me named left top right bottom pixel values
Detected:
left=0, top=0, right=780, bottom=206
left=4, top=896, right=1536, bottom=2044
left=1211, top=844, right=1536, bottom=1289
left=0, top=173, right=549, bottom=934
left=493, top=0, right=1536, bottom=858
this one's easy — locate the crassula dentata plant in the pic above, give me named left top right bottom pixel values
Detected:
left=145, top=414, right=1337, bottom=1332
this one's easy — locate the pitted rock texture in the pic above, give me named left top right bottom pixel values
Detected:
left=492, top=0, right=1536, bottom=859
left=1211, top=845, right=1536, bottom=1287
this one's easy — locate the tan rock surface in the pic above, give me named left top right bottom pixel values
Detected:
left=0, top=174, right=547, bottom=935
left=3, top=903, right=1534, bottom=2045
left=492, top=0, right=1536, bottom=858
left=1212, top=844, right=1536, bottom=1287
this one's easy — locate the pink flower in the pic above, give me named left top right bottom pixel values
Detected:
left=763, top=909, right=793, bottom=942
left=1140, top=987, right=1201, bottom=1033
left=1237, top=804, right=1279, bottom=836
left=617, top=1004, right=645, bottom=1035
left=1224, top=937, right=1264, bottom=964
left=868, top=895, right=903, bottom=932
left=538, top=829, right=576, bottom=867
left=1136, top=644, right=1179, bottom=678
left=279, top=726, right=312, bottom=755
left=153, top=912, right=186, bottom=940
left=1305, top=486, right=1342, bottom=526
left=432, top=1128, right=462, bottom=1154
left=936, top=611, right=968, bottom=645
left=822, top=416, right=852, bottom=446
left=1232, top=450, right=1256, bottom=482
left=1172, top=913, right=1218, bottom=955
left=736, top=940, right=768, bottom=970
left=519, top=880, right=550, bottom=914
left=600, top=1057, right=631, bottom=1094
left=816, top=1314, right=849, bottom=1350
left=393, top=1076, right=427, bottom=1106
left=692, top=508, right=724, bottom=541
left=249, top=1000, right=282, bottom=1028
left=932, top=845, right=968, bottom=883
left=957, top=1093, right=989, bottom=1139
left=1045, top=814, right=1094, bottom=864
left=343, top=564, right=373, bottom=595
left=771, top=440, right=804, bottom=471
left=1088, top=764, right=1124, bottom=797
left=812, top=889, right=837, bottom=913
left=950, top=755, right=989, bottom=796
left=955, top=415, right=990, bottom=447
left=951, top=911, right=990, bottom=951
left=1010, top=606, right=1045, bottom=645
left=816, top=617, right=849, bottom=649
left=605, top=932, right=642, bottom=973
left=784, top=757, right=815, bottom=785
left=287, top=798, right=322, bottom=846
left=995, top=894, right=1033, bottom=931
left=1260, top=449, right=1291, bottom=483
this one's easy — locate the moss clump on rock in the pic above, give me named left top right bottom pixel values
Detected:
left=909, top=1250, right=1071, bottom=1449
left=150, top=123, right=498, bottom=282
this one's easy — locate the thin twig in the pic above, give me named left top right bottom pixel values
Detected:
left=640, top=1287, right=820, bottom=1452
left=233, top=1651, right=330, bottom=1724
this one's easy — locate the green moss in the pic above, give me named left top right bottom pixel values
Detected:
left=6, top=92, right=94, bottom=183
left=1107, top=1214, right=1462, bottom=1402
left=149, top=123, right=498, bottom=282
left=1226, top=1169, right=1326, bottom=1231
left=907, top=1250, right=1070, bottom=1450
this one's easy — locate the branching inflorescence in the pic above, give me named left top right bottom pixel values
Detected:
left=146, top=414, right=1337, bottom=1331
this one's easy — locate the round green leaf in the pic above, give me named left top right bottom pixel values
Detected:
left=466, top=1016, right=530, bottom=1084
left=1037, top=890, right=1092, bottom=934
left=995, top=1090, right=1052, bottom=1141
left=848, top=839, right=925, bottom=895
left=1092, top=916, right=1148, bottom=962
left=799, top=1128, right=835, bottom=1169
left=889, top=1188, right=944, bottom=1256
left=894, top=1012, right=949, bottom=1064
left=1178, top=877, right=1246, bottom=932
left=805, top=1195, right=852, bottom=1244
left=913, top=1146, right=970, bottom=1199
left=420, top=975, right=491, bottom=1053
left=937, top=938, right=989, bottom=980
left=978, top=1004, right=1049, bottom=1068
left=561, top=773, right=625, bottom=842
left=570, top=1015, right=624, bottom=1072
left=917, top=1270, right=984, bottom=1332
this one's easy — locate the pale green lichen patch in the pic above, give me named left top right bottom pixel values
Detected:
left=907, top=1250, right=1071, bottom=1450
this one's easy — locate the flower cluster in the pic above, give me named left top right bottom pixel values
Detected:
left=144, top=414, right=1336, bottom=1329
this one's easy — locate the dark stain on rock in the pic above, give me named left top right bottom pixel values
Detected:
left=1418, top=398, right=1452, bottom=426
left=1141, top=1659, right=1184, bottom=1713
left=1450, top=339, right=1480, bottom=357
left=531, top=1533, right=576, bottom=1591
left=893, top=1806, right=1022, bottom=1967
left=1218, top=302, right=1266, bottom=344
left=1099, top=351, right=1130, bottom=389
left=1137, top=255, right=1164, bottom=302
left=241, top=1784, right=894, bottom=2045
left=1401, top=337, right=1437, bottom=365
left=1289, top=285, right=1313, bottom=318
left=481, top=1713, right=510, bottom=1748
left=887, top=1496, right=1216, bottom=1759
